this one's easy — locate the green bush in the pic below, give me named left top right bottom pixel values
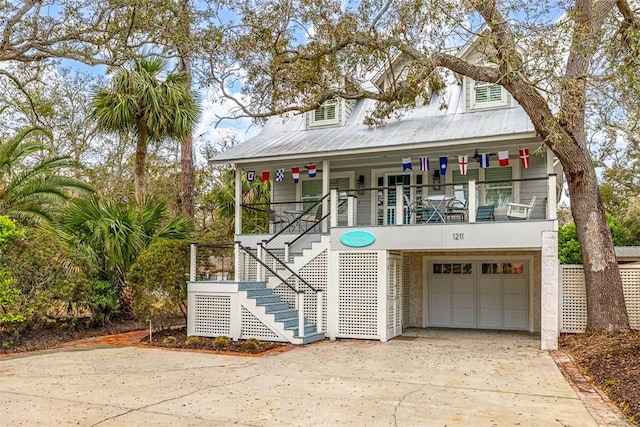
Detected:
left=243, top=338, right=260, bottom=352
left=184, top=335, right=201, bottom=346
left=213, top=335, right=230, bottom=350
left=128, top=240, right=190, bottom=326
left=559, top=214, right=631, bottom=264
left=0, top=218, right=25, bottom=327
left=2, top=226, right=93, bottom=328
left=88, top=280, right=120, bottom=326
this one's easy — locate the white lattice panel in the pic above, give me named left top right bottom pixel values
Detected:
left=387, top=259, right=396, bottom=327
left=621, top=267, right=640, bottom=329
left=561, top=265, right=640, bottom=332
left=560, top=266, right=587, bottom=333
left=338, top=252, right=378, bottom=337
left=238, top=251, right=258, bottom=281
left=193, top=295, right=231, bottom=337
left=241, top=307, right=279, bottom=340
left=402, top=254, right=411, bottom=326
left=299, top=250, right=328, bottom=332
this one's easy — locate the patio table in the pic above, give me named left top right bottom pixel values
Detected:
left=423, top=195, right=455, bottom=222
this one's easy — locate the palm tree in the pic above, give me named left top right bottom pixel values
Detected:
left=0, top=127, right=93, bottom=225
left=90, top=57, right=201, bottom=206
left=57, top=196, right=193, bottom=313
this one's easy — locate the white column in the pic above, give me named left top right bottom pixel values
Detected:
left=322, top=160, right=330, bottom=233
left=348, top=195, right=357, bottom=226
left=395, top=184, right=403, bottom=225
left=377, top=251, right=388, bottom=342
left=541, top=230, right=559, bottom=350
left=468, top=179, right=477, bottom=223
left=330, top=188, right=338, bottom=228
left=234, top=164, right=242, bottom=236
left=316, top=291, right=323, bottom=333
left=190, top=243, right=197, bottom=282
left=547, top=174, right=557, bottom=221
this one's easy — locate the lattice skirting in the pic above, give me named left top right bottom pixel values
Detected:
left=338, top=252, right=378, bottom=338
left=561, top=265, right=640, bottom=332
left=192, top=294, right=231, bottom=336
left=240, top=307, right=280, bottom=341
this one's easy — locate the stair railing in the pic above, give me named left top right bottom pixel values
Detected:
left=237, top=242, right=323, bottom=335
left=263, top=192, right=331, bottom=247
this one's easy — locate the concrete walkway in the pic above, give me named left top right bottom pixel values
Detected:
left=0, top=329, right=624, bottom=426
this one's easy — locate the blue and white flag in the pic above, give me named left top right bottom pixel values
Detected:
left=439, top=156, right=448, bottom=176
left=275, top=168, right=285, bottom=182
left=479, top=153, right=490, bottom=168
left=419, top=156, right=429, bottom=171
left=247, top=170, right=255, bottom=182
left=402, top=157, right=412, bottom=171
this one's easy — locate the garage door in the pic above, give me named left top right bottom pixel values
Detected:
left=428, top=260, right=529, bottom=330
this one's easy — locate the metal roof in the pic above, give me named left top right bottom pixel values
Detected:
left=211, top=84, right=537, bottom=164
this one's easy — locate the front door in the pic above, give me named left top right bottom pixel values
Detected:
left=380, top=174, right=411, bottom=225
left=387, top=254, right=403, bottom=339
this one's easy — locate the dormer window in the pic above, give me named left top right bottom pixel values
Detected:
left=472, top=81, right=505, bottom=108
left=309, top=100, right=340, bottom=127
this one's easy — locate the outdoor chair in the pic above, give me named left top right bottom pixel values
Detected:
left=506, top=195, right=536, bottom=220
left=300, top=205, right=323, bottom=231
left=266, top=207, right=286, bottom=232
left=403, top=193, right=428, bottom=224
left=446, top=199, right=468, bottom=221
left=476, top=204, right=495, bottom=221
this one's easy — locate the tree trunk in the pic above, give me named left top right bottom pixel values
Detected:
left=134, top=122, right=148, bottom=206
left=562, top=145, right=630, bottom=331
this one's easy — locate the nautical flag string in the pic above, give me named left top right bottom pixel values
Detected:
left=458, top=155, right=468, bottom=175
left=275, top=168, right=284, bottom=182
left=261, top=170, right=270, bottom=182
left=402, top=157, right=412, bottom=171
left=419, top=156, right=429, bottom=171
left=519, top=148, right=530, bottom=169
left=307, top=164, right=317, bottom=177
left=479, top=153, right=490, bottom=168
left=291, top=167, right=300, bottom=183
left=498, top=151, right=509, bottom=166
left=247, top=170, right=255, bottom=182
left=439, top=156, right=448, bottom=176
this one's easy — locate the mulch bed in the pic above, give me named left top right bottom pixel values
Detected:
left=143, top=326, right=293, bottom=355
left=559, top=331, right=640, bottom=425
left=0, top=318, right=150, bottom=354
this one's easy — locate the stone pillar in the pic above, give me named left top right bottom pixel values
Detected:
left=540, top=230, right=559, bottom=350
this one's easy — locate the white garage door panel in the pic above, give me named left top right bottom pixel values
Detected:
left=428, top=260, right=529, bottom=331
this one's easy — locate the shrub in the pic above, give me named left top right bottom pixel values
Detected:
left=185, top=335, right=201, bottom=346
left=213, top=335, right=230, bottom=350
left=128, top=240, right=190, bottom=326
left=162, top=336, right=177, bottom=345
left=243, top=338, right=260, bottom=352
left=88, top=280, right=120, bottom=326
left=2, top=226, right=93, bottom=328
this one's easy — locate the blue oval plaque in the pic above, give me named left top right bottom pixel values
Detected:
left=340, top=230, right=376, bottom=248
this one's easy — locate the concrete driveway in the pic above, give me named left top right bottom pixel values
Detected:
left=0, top=329, right=618, bottom=426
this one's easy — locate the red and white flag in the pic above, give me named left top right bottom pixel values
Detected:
left=458, top=155, right=468, bottom=175
left=498, top=151, right=509, bottom=166
left=519, top=148, right=530, bottom=169
left=291, top=167, right=300, bottom=183
left=261, top=170, right=270, bottom=182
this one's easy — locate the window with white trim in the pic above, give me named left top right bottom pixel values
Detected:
left=473, top=81, right=505, bottom=108
left=310, top=100, right=339, bottom=126
left=484, top=166, right=513, bottom=208
left=301, top=177, right=350, bottom=212
left=452, top=166, right=513, bottom=207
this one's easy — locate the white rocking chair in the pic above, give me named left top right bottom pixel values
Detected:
left=506, top=195, right=536, bottom=220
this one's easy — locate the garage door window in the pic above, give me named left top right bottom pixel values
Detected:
left=481, top=262, right=524, bottom=274
left=432, top=263, right=473, bottom=274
